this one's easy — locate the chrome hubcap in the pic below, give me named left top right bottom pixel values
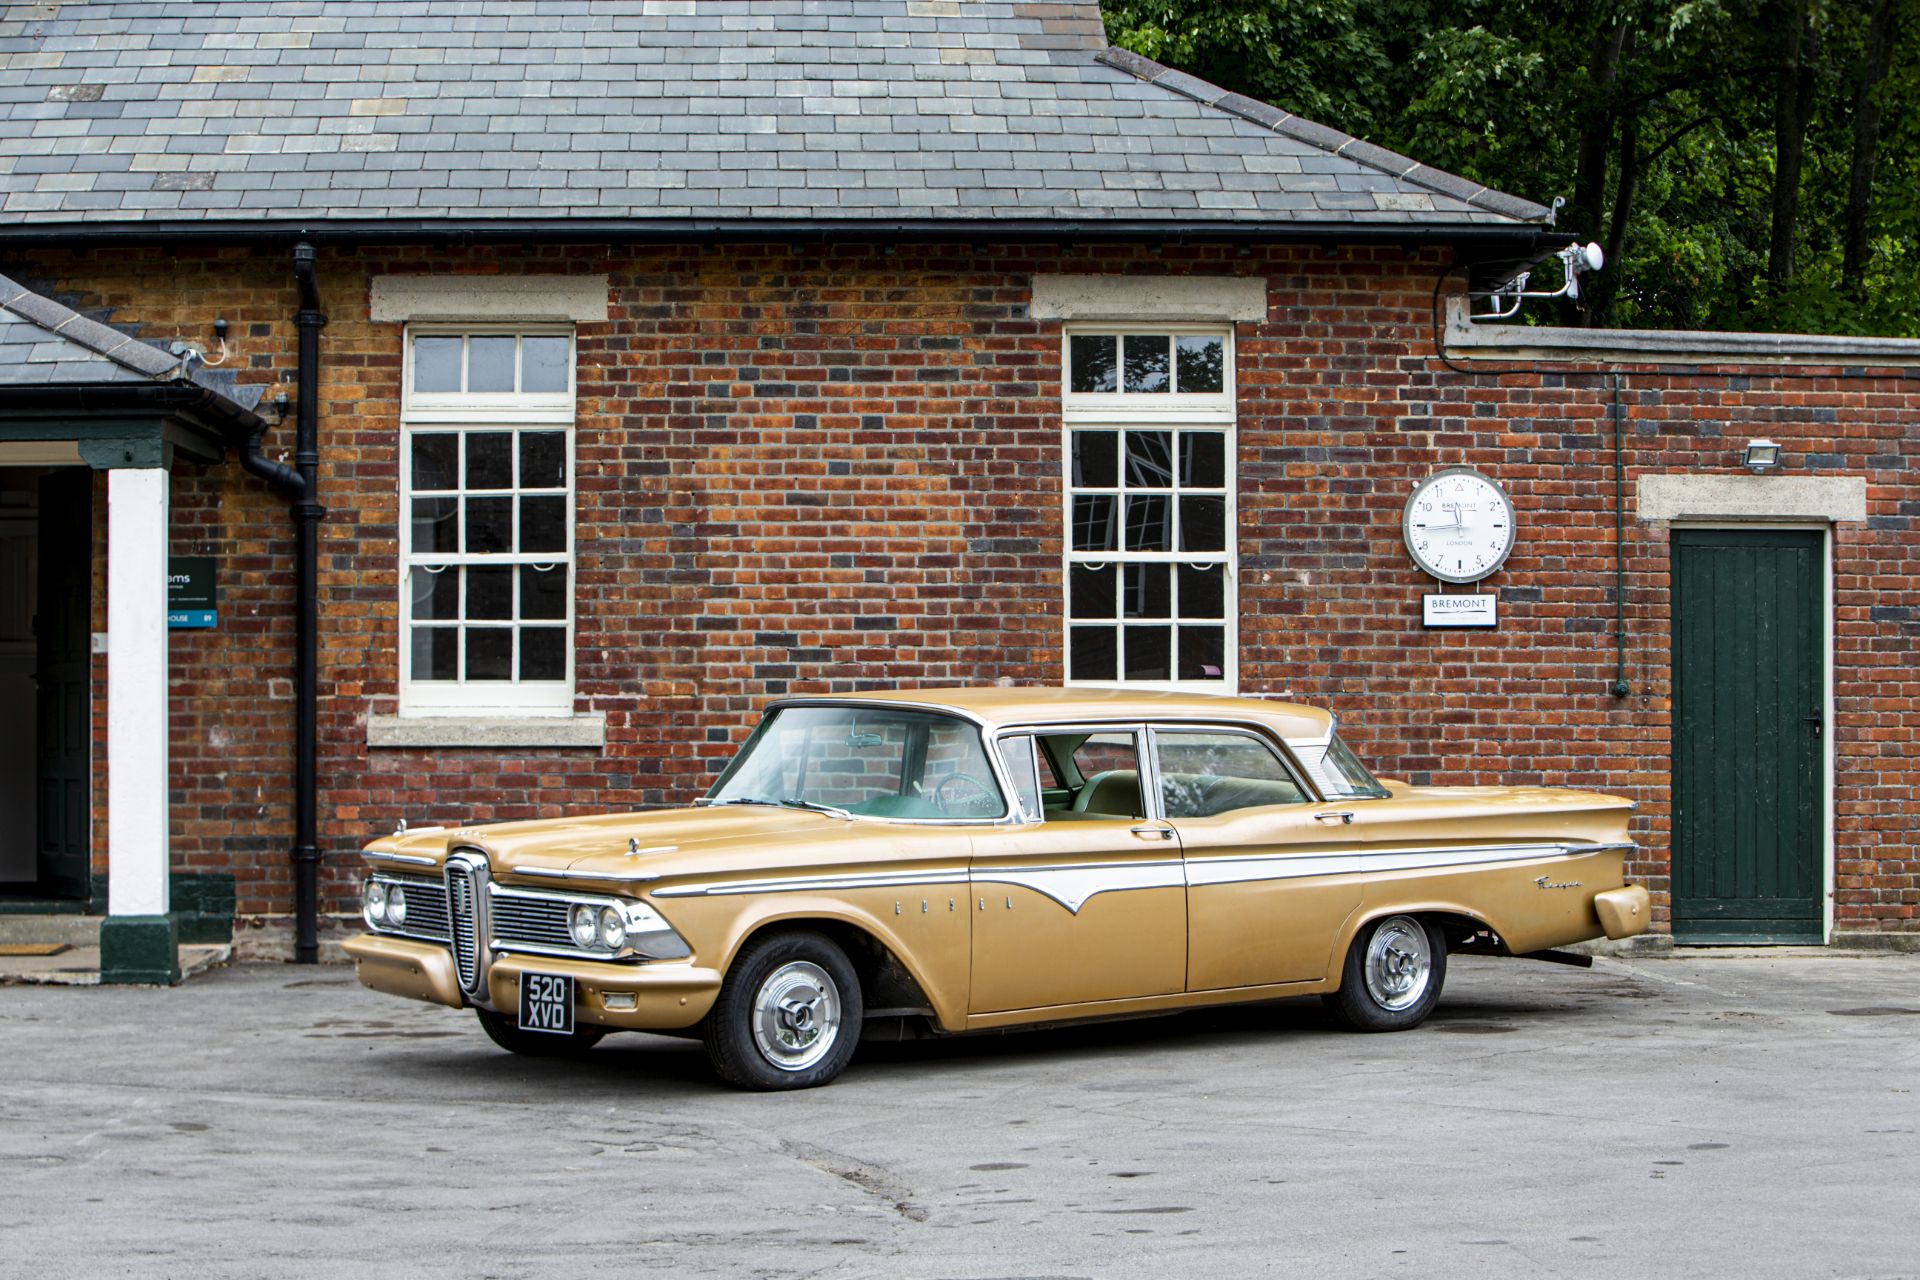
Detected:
left=750, top=961, right=841, bottom=1072
left=1362, top=916, right=1432, bottom=1011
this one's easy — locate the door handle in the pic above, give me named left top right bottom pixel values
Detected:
left=1130, top=825, right=1175, bottom=841
left=1315, top=811, right=1356, bottom=825
left=1804, top=713, right=1822, bottom=737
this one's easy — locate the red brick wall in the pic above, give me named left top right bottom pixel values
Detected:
left=16, top=240, right=1918, bottom=946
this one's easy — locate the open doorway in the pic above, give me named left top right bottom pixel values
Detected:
left=0, top=467, right=91, bottom=902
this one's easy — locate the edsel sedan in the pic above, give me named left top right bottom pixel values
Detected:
left=346, top=688, right=1650, bottom=1089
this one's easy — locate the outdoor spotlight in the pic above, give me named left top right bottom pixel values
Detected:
left=1743, top=439, right=1782, bottom=472
left=569, top=904, right=599, bottom=949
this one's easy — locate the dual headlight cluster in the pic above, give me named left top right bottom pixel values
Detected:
left=364, top=880, right=408, bottom=929
left=570, top=902, right=630, bottom=952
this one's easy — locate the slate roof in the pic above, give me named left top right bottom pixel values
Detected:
left=0, top=0, right=1555, bottom=233
left=0, top=269, right=183, bottom=383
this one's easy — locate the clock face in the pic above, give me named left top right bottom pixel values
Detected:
left=1402, top=468, right=1516, bottom=584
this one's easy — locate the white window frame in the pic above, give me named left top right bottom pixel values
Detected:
left=1061, top=323, right=1238, bottom=694
left=398, top=322, right=576, bottom=717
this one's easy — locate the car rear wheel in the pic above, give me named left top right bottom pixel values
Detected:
left=702, top=929, right=862, bottom=1090
left=1323, top=914, right=1446, bottom=1032
left=474, top=1006, right=606, bottom=1057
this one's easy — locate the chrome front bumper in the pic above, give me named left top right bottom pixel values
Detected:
left=344, top=933, right=724, bottom=1030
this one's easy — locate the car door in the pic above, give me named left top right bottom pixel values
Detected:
left=1150, top=725, right=1365, bottom=990
left=966, top=727, right=1187, bottom=1015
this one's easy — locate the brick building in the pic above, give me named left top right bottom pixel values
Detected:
left=0, top=1, right=1914, bottom=980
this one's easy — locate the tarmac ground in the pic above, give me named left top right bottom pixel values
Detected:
left=2, top=951, right=1917, bottom=1279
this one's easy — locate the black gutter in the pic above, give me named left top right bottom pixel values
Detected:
left=0, top=378, right=266, bottom=435
left=234, top=245, right=324, bottom=964
left=0, top=216, right=1569, bottom=252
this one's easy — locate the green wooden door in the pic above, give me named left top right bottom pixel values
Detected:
left=35, top=469, right=91, bottom=900
left=1670, top=529, right=1824, bottom=944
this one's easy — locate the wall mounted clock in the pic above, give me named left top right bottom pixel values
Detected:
left=1402, top=467, right=1516, bottom=584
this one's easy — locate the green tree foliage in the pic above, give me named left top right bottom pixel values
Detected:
left=1104, top=0, right=1920, bottom=334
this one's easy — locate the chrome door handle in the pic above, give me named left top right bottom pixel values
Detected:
left=1315, top=811, right=1356, bottom=825
left=1130, top=825, right=1175, bottom=840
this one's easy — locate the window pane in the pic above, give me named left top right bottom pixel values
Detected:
left=519, top=431, right=567, bottom=489
left=520, top=627, right=566, bottom=680
left=409, top=566, right=458, bottom=620
left=1069, top=334, right=1117, bottom=393
left=1068, top=625, right=1116, bottom=680
left=411, top=497, right=458, bottom=554
left=468, top=337, right=517, bottom=392
left=466, top=432, right=513, bottom=490
left=410, top=625, right=457, bottom=680
left=1124, top=431, right=1173, bottom=489
left=1069, top=563, right=1115, bottom=619
left=998, top=734, right=1042, bottom=821
left=465, top=497, right=512, bottom=553
left=1071, top=495, right=1117, bottom=552
left=1122, top=334, right=1170, bottom=393
left=1071, top=431, right=1117, bottom=488
left=413, top=337, right=461, bottom=393
left=1175, top=335, right=1225, bottom=393
left=1180, top=433, right=1225, bottom=488
left=466, top=566, right=513, bottom=621
left=1158, top=730, right=1301, bottom=817
left=520, top=496, right=566, bottom=553
left=1124, top=625, right=1172, bottom=680
left=1124, top=495, right=1171, bottom=551
left=1122, top=563, right=1169, bottom=618
left=466, top=628, right=512, bottom=680
left=522, top=336, right=570, bottom=394
left=411, top=434, right=459, bottom=491
left=1177, top=563, right=1226, bottom=619
left=1180, top=496, right=1226, bottom=552
left=521, top=565, right=567, bottom=621
left=1178, top=626, right=1227, bottom=681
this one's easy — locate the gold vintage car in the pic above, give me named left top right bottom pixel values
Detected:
left=346, top=688, right=1649, bottom=1088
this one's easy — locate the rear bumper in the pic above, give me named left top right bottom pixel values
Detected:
left=1594, top=884, right=1652, bottom=940
left=343, top=932, right=723, bottom=1030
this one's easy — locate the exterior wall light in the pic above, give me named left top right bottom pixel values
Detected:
left=1743, top=439, right=1782, bottom=472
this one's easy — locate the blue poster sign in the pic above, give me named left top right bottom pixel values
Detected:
left=168, top=557, right=216, bottom=629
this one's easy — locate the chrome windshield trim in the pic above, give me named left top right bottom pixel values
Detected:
left=509, top=865, right=660, bottom=884
left=364, top=850, right=437, bottom=867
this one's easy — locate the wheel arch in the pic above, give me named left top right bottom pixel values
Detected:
left=719, top=906, right=955, bottom=1029
left=1325, top=902, right=1506, bottom=984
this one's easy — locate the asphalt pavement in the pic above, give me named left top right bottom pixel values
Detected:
left=2, top=952, right=1916, bottom=1279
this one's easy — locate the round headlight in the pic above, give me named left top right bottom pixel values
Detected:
left=387, top=884, right=408, bottom=927
left=366, top=881, right=389, bottom=924
left=569, top=904, right=599, bottom=949
left=598, top=905, right=627, bottom=951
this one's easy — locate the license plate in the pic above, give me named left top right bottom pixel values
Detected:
left=518, top=972, right=575, bottom=1036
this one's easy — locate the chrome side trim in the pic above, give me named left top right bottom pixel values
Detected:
left=652, top=867, right=967, bottom=899
left=1184, top=853, right=1361, bottom=886
left=970, top=859, right=1185, bottom=914
left=510, top=865, right=661, bottom=884
left=365, top=850, right=437, bottom=867
left=1184, top=841, right=1626, bottom=888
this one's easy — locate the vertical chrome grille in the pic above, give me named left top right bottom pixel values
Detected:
left=445, top=854, right=486, bottom=995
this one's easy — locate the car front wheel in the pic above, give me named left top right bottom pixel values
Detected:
left=702, top=929, right=863, bottom=1090
left=474, top=1006, right=605, bottom=1057
left=1323, top=914, right=1446, bottom=1032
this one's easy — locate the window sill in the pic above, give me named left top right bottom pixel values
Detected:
left=365, top=712, right=606, bottom=750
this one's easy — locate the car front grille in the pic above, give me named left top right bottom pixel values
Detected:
left=446, top=856, right=484, bottom=995
left=385, top=877, right=449, bottom=942
left=489, top=888, right=576, bottom=952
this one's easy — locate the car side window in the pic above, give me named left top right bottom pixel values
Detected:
left=1154, top=730, right=1306, bottom=818
left=998, top=734, right=1044, bottom=821
left=1046, top=731, right=1145, bottom=818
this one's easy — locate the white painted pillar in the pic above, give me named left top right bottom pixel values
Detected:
left=106, top=466, right=169, bottom=920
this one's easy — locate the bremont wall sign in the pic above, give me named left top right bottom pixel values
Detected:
left=1422, top=593, right=1497, bottom=629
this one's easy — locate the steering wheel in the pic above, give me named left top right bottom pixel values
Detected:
left=932, top=773, right=996, bottom=816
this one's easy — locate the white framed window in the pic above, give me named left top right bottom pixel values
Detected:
left=1062, top=325, right=1237, bottom=693
left=399, top=324, right=575, bottom=716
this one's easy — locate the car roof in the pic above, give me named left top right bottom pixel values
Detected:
left=777, top=686, right=1336, bottom=739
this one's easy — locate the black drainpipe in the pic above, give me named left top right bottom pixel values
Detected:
left=1609, top=372, right=1631, bottom=699
left=239, top=242, right=325, bottom=963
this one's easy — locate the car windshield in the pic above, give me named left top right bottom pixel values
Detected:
left=1290, top=732, right=1390, bottom=800
left=705, top=706, right=1008, bottom=820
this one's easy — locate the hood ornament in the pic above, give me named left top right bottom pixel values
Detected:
left=394, top=817, right=407, bottom=837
